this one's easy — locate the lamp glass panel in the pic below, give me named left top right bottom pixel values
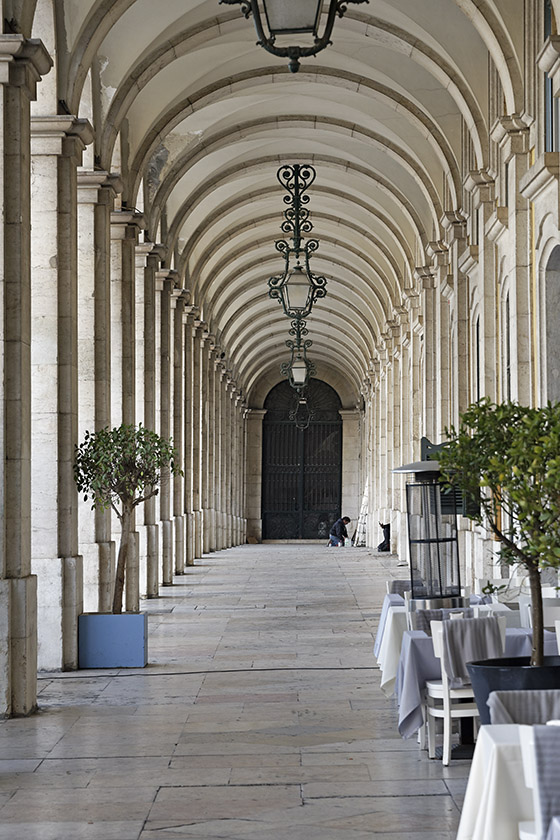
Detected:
left=291, top=357, right=308, bottom=385
left=262, top=0, right=323, bottom=35
left=285, top=266, right=311, bottom=313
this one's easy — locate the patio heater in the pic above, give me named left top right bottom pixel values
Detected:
left=393, top=460, right=468, bottom=613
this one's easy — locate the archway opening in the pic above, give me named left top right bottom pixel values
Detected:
left=261, top=379, right=342, bottom=540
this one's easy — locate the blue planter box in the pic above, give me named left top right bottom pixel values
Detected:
left=78, top=613, right=148, bottom=668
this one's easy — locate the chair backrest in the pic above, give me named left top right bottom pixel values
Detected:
left=431, top=615, right=507, bottom=659
left=525, top=598, right=560, bottom=628
left=473, top=602, right=521, bottom=628
left=543, top=598, right=560, bottom=626
left=556, top=619, right=560, bottom=652
left=488, top=689, right=560, bottom=724
left=413, top=607, right=473, bottom=634
left=518, top=595, right=532, bottom=628
left=475, top=577, right=530, bottom=597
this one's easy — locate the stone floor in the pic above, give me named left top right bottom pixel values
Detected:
left=0, top=545, right=470, bottom=839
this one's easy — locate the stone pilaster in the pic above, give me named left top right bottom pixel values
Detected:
left=464, top=171, right=498, bottom=402
left=0, top=36, right=51, bottom=715
left=30, top=114, right=92, bottom=671
left=245, top=409, right=266, bottom=542
left=415, top=266, right=437, bottom=440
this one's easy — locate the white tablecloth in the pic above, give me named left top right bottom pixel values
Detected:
left=374, top=593, right=404, bottom=657
left=376, top=605, right=407, bottom=697
left=457, top=724, right=533, bottom=840
left=547, top=816, right=560, bottom=840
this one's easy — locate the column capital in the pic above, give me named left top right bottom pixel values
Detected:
left=0, top=36, right=52, bottom=93
left=414, top=265, right=436, bottom=289
left=463, top=168, right=495, bottom=205
left=156, top=268, right=178, bottom=291
left=77, top=170, right=123, bottom=204
left=490, top=114, right=530, bottom=159
left=111, top=209, right=146, bottom=240
left=31, top=115, right=93, bottom=159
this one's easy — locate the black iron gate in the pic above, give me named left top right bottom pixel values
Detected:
left=262, top=379, right=342, bottom=539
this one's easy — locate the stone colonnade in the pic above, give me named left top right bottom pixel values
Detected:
left=0, top=35, right=247, bottom=718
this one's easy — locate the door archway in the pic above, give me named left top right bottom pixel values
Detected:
left=262, top=379, right=342, bottom=539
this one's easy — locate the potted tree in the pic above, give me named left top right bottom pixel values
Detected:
left=74, top=423, right=182, bottom=667
left=437, top=399, right=560, bottom=719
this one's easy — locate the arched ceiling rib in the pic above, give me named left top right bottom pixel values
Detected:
left=56, top=0, right=526, bottom=402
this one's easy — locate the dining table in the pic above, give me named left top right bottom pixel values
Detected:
left=395, top=627, right=559, bottom=738
left=456, top=724, right=533, bottom=840
left=547, top=816, right=560, bottom=840
left=373, top=592, right=404, bottom=658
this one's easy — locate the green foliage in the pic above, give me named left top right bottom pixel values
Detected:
left=74, top=424, right=182, bottom=519
left=438, top=399, right=560, bottom=573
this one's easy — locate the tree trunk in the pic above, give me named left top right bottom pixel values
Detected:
left=528, top=565, right=543, bottom=667
left=112, top=506, right=132, bottom=614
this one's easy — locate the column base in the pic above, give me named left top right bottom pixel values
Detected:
left=174, top=515, right=186, bottom=574
left=9, top=575, right=38, bottom=717
left=186, top=512, right=195, bottom=566
left=146, top=524, right=159, bottom=596
left=161, top=519, right=173, bottom=584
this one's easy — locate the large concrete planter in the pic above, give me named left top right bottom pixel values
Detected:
left=467, top=656, right=560, bottom=724
left=78, top=613, right=148, bottom=668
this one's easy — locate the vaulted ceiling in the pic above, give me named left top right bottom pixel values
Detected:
left=39, top=0, right=528, bottom=404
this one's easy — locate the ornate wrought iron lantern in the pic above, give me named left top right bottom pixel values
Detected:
left=220, top=0, right=369, bottom=73
left=268, top=163, right=327, bottom=319
left=281, top=319, right=316, bottom=392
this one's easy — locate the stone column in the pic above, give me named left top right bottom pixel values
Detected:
left=77, top=172, right=121, bottom=613
left=225, top=380, right=234, bottom=547
left=0, top=37, right=51, bottom=716
left=213, top=356, right=224, bottom=550
left=192, top=322, right=204, bottom=558
left=232, top=393, right=241, bottom=545
left=183, top=308, right=197, bottom=566
left=245, top=409, right=266, bottom=541
left=141, top=246, right=164, bottom=595
left=30, top=114, right=92, bottom=671
left=111, top=211, right=145, bottom=612
left=157, top=270, right=177, bottom=584
left=173, top=289, right=188, bottom=574
left=201, top=335, right=214, bottom=554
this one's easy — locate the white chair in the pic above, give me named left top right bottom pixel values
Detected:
left=525, top=598, right=560, bottom=628
left=555, top=619, right=560, bottom=653
left=473, top=602, right=521, bottom=628
left=425, top=617, right=507, bottom=766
